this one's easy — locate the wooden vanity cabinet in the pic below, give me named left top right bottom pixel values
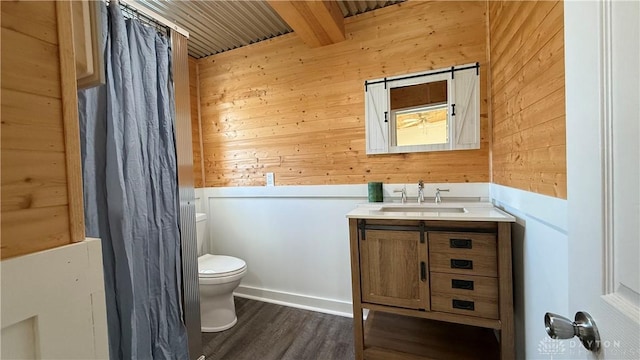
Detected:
left=349, top=218, right=513, bottom=360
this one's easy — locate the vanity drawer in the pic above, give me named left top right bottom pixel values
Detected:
left=428, top=232, right=497, bottom=277
left=431, top=293, right=499, bottom=319
left=431, top=272, right=499, bottom=319
left=430, top=272, right=498, bottom=301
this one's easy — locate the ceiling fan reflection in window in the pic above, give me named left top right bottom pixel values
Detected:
left=395, top=103, right=448, bottom=134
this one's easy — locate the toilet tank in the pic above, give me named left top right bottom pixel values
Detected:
left=195, top=213, right=207, bottom=255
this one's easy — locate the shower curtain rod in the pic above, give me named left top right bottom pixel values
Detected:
left=117, top=0, right=189, bottom=38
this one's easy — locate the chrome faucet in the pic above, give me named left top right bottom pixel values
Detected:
left=417, top=180, right=425, bottom=204
left=435, top=188, right=450, bottom=204
left=393, top=186, right=407, bottom=204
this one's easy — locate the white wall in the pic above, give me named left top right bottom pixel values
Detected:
left=197, top=183, right=488, bottom=316
left=491, top=184, right=569, bottom=360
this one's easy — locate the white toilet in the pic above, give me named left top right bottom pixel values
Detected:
left=196, top=213, right=247, bottom=332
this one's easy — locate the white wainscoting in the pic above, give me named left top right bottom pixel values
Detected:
left=198, top=183, right=565, bottom=356
left=491, top=184, right=569, bottom=360
left=197, top=183, right=489, bottom=317
left=195, top=188, right=205, bottom=213
left=0, top=238, right=109, bottom=359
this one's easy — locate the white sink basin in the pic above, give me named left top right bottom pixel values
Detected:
left=378, top=206, right=467, bottom=213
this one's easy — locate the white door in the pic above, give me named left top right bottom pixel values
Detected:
left=564, top=0, right=640, bottom=358
left=0, top=239, right=109, bottom=359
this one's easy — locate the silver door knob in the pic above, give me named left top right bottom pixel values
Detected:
left=544, top=311, right=601, bottom=352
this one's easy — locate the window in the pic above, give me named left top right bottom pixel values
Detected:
left=364, top=63, right=480, bottom=154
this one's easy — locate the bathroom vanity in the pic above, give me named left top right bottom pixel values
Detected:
left=346, top=203, right=515, bottom=360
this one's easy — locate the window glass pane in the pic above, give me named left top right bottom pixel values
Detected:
left=390, top=80, right=447, bottom=110
left=390, top=79, right=448, bottom=147
left=395, top=105, right=448, bottom=146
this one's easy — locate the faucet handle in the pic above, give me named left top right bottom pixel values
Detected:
left=418, top=179, right=424, bottom=188
left=393, top=186, right=407, bottom=203
left=435, top=188, right=449, bottom=204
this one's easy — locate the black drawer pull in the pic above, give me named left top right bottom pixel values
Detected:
left=450, top=238, right=472, bottom=249
left=452, top=299, right=475, bottom=311
left=450, top=259, right=473, bottom=270
left=420, top=261, right=426, bottom=282
left=451, top=279, right=474, bottom=290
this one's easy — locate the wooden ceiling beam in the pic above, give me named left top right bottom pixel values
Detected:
left=267, top=1, right=345, bottom=47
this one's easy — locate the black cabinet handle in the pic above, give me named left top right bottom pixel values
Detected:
left=384, top=111, right=388, bottom=123
left=452, top=299, right=475, bottom=311
left=451, top=279, right=474, bottom=290
left=420, top=261, right=426, bottom=282
left=449, top=238, right=472, bottom=249
left=450, top=259, right=473, bottom=270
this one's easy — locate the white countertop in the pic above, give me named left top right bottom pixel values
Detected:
left=345, top=202, right=515, bottom=222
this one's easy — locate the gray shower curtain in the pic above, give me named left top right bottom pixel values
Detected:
left=79, top=3, right=189, bottom=359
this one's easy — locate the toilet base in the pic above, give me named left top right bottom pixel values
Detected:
left=199, top=277, right=244, bottom=333
left=201, top=316, right=237, bottom=332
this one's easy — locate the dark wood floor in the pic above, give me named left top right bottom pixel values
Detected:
left=202, top=297, right=355, bottom=360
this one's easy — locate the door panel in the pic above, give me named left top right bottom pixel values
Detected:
left=365, top=82, right=389, bottom=154
left=0, top=239, right=108, bottom=359
left=360, top=230, right=429, bottom=309
left=565, top=0, right=640, bottom=358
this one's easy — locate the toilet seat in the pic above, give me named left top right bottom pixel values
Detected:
left=198, top=254, right=247, bottom=278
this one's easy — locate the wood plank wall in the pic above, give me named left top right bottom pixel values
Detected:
left=1, top=1, right=83, bottom=258
left=189, top=57, right=204, bottom=187
left=196, top=1, right=489, bottom=187
left=489, top=1, right=566, bottom=198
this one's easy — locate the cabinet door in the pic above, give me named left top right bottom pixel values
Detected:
left=72, top=0, right=104, bottom=89
left=359, top=230, right=429, bottom=310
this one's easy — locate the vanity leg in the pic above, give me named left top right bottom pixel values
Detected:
left=353, top=304, right=364, bottom=360
left=349, top=218, right=365, bottom=359
left=498, top=222, right=515, bottom=360
left=500, top=329, right=514, bottom=360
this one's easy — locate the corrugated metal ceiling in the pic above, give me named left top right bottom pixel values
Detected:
left=133, top=0, right=404, bottom=59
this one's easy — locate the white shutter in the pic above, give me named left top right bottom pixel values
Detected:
left=365, top=82, right=389, bottom=154
left=452, top=67, right=480, bottom=150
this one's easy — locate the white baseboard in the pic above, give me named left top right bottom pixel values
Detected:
left=234, top=285, right=353, bottom=318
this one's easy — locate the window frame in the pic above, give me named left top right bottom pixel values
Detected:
left=364, top=63, right=481, bottom=155
left=387, top=72, right=453, bottom=153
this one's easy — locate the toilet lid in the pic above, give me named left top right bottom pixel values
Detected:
left=198, top=254, right=246, bottom=278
